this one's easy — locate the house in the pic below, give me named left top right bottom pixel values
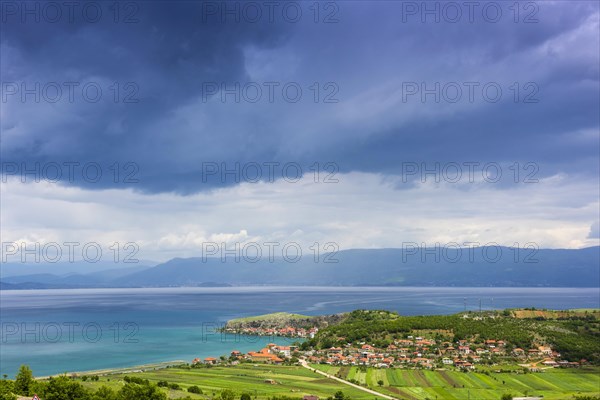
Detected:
left=411, top=357, right=432, bottom=368
left=361, top=344, right=374, bottom=352
left=248, top=348, right=284, bottom=364
left=383, top=357, right=394, bottom=365
left=538, top=346, right=553, bottom=355
left=442, top=358, right=453, bottom=365
left=513, top=348, right=525, bottom=356
left=274, top=345, right=292, bottom=357
left=461, top=362, right=475, bottom=370
left=528, top=349, right=540, bottom=357
left=458, top=346, right=471, bottom=355
left=204, top=357, right=218, bottom=365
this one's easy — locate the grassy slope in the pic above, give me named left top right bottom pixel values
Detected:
left=512, top=309, right=600, bottom=319
left=77, top=364, right=600, bottom=400
left=80, top=364, right=371, bottom=399
left=227, top=312, right=312, bottom=324
left=312, top=364, right=600, bottom=400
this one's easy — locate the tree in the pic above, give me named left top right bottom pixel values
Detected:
left=377, top=379, right=384, bottom=387
left=0, top=380, right=17, bottom=400
left=240, top=393, right=251, bottom=400
left=500, top=394, right=513, bottom=400
left=14, top=365, right=34, bottom=395
left=118, top=382, right=167, bottom=400
left=91, top=386, right=118, bottom=400
left=187, top=386, right=202, bottom=394
left=333, top=391, right=346, bottom=400
left=221, top=389, right=236, bottom=400
left=42, top=375, right=91, bottom=400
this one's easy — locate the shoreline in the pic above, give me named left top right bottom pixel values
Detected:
left=12, top=332, right=299, bottom=380
left=35, top=360, right=187, bottom=380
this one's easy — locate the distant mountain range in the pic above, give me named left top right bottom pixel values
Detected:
left=1, top=246, right=598, bottom=289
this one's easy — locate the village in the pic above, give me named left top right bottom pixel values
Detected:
left=195, top=325, right=584, bottom=372
left=221, top=325, right=319, bottom=340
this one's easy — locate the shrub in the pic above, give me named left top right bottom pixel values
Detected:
left=188, top=386, right=202, bottom=394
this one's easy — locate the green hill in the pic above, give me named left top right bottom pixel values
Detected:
left=305, top=309, right=600, bottom=363
left=227, top=312, right=312, bottom=326
left=225, top=312, right=345, bottom=330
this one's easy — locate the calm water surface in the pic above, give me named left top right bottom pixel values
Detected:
left=1, top=286, right=598, bottom=377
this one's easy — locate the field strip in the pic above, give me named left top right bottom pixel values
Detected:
left=301, top=361, right=398, bottom=400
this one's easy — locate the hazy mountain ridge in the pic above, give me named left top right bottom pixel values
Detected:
left=1, top=246, right=598, bottom=289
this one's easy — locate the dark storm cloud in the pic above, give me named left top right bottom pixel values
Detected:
left=1, top=0, right=598, bottom=193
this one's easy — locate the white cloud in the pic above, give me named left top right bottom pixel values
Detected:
left=1, top=171, right=598, bottom=263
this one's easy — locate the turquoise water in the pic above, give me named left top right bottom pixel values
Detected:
left=1, top=286, right=599, bottom=377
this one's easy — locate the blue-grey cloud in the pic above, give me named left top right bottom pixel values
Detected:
left=1, top=1, right=598, bottom=194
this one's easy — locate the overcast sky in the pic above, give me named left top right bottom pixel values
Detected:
left=1, top=1, right=598, bottom=262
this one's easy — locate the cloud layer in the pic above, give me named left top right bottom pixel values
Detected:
left=1, top=1, right=598, bottom=259
left=2, top=1, right=598, bottom=193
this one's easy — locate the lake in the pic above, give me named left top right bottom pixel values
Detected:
left=1, top=286, right=599, bottom=377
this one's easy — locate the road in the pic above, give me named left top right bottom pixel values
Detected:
left=299, top=360, right=398, bottom=400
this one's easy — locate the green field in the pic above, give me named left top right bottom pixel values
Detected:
left=73, top=363, right=600, bottom=400
left=80, top=364, right=371, bottom=399
left=312, top=364, right=600, bottom=400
